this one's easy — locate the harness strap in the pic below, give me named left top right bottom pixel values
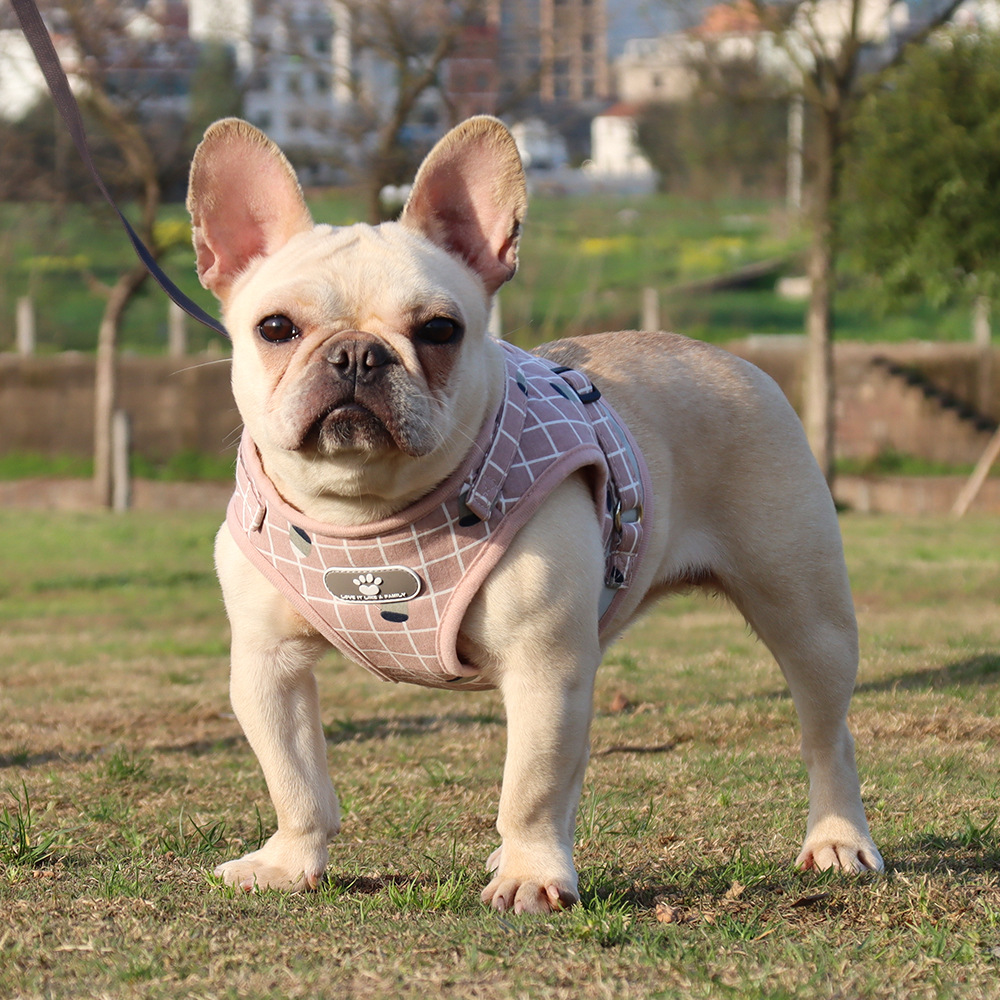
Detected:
left=461, top=351, right=529, bottom=521
left=9, top=0, right=229, bottom=339
left=551, top=365, right=647, bottom=590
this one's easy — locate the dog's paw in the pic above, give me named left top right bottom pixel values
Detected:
left=481, top=875, right=579, bottom=914
left=480, top=844, right=579, bottom=914
left=796, top=822, right=884, bottom=873
left=214, top=833, right=329, bottom=892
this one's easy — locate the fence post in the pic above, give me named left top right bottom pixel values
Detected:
left=641, top=287, right=659, bottom=332
left=168, top=300, right=187, bottom=358
left=16, top=296, right=35, bottom=355
left=488, top=296, right=502, bottom=339
left=111, top=409, right=132, bottom=513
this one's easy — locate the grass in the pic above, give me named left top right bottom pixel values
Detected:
left=1, top=509, right=999, bottom=998
left=0, top=191, right=981, bottom=355
left=0, top=449, right=237, bottom=482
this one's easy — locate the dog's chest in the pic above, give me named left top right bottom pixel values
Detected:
left=226, top=344, right=651, bottom=689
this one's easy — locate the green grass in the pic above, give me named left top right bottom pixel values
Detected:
left=0, top=449, right=237, bottom=482
left=836, top=447, right=1000, bottom=478
left=1, top=510, right=999, bottom=998
left=0, top=191, right=981, bottom=356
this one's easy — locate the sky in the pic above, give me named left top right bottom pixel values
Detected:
left=606, top=0, right=711, bottom=56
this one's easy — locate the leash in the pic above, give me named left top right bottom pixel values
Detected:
left=9, top=0, right=229, bottom=339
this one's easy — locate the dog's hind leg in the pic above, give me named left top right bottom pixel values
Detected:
left=715, top=488, right=883, bottom=873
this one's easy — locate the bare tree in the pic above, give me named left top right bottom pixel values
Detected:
left=333, top=0, right=492, bottom=222
left=745, top=0, right=964, bottom=484
left=56, top=0, right=186, bottom=506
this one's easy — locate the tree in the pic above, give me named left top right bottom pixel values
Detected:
left=32, top=0, right=197, bottom=506
left=637, top=55, right=791, bottom=199
left=842, top=31, right=1000, bottom=322
left=745, top=0, right=965, bottom=483
left=334, top=0, right=486, bottom=222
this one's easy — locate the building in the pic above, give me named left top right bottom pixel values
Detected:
left=0, top=0, right=195, bottom=123
left=587, top=100, right=655, bottom=184
left=188, top=0, right=350, bottom=152
left=2, top=0, right=619, bottom=175
left=489, top=0, right=610, bottom=107
left=614, top=0, right=903, bottom=104
left=443, top=22, right=501, bottom=119
left=0, top=26, right=81, bottom=122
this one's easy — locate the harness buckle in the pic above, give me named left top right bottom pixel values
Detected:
left=551, top=365, right=602, bottom=404
left=612, top=500, right=644, bottom=533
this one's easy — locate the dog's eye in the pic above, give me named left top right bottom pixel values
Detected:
left=256, top=314, right=301, bottom=343
left=415, top=317, right=463, bottom=345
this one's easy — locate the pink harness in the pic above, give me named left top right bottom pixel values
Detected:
left=227, top=342, right=652, bottom=690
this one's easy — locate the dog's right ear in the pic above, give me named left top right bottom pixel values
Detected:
left=187, top=119, right=313, bottom=301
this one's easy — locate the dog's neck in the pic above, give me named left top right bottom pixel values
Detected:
left=252, top=343, right=507, bottom=528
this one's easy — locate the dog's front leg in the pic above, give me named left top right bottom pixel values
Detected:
left=482, top=644, right=599, bottom=914
left=213, top=526, right=341, bottom=892
left=471, top=478, right=605, bottom=914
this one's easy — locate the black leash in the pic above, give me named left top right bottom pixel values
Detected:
left=9, top=0, right=229, bottom=339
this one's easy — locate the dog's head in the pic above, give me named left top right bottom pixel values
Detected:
left=187, top=116, right=526, bottom=518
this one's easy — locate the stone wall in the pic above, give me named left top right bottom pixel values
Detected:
left=1, top=341, right=997, bottom=468
left=0, top=354, right=239, bottom=462
left=729, top=340, right=999, bottom=466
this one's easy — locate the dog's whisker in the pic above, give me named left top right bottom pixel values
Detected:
left=170, top=356, right=233, bottom=376
left=221, top=422, right=246, bottom=450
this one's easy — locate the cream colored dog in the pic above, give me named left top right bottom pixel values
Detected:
left=187, top=115, right=883, bottom=913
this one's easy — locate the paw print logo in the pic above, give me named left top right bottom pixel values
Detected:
left=353, top=573, right=382, bottom=597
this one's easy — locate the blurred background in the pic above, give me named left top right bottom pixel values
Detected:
left=0, top=0, right=997, bottom=510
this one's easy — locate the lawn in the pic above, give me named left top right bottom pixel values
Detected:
left=0, top=510, right=998, bottom=999
left=0, top=190, right=980, bottom=355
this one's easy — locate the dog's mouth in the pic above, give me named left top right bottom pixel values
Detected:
left=278, top=341, right=441, bottom=459
left=304, top=401, right=395, bottom=455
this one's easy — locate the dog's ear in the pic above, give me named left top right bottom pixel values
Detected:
left=400, top=116, right=527, bottom=295
left=186, top=118, right=313, bottom=301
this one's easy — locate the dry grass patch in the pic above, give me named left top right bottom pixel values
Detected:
left=0, top=510, right=998, bottom=999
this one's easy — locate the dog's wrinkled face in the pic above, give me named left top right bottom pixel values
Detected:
left=223, top=222, right=490, bottom=464
left=187, top=117, right=527, bottom=512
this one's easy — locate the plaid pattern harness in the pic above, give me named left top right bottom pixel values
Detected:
left=227, top=342, right=652, bottom=690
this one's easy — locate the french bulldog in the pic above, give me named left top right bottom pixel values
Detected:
left=186, top=115, right=883, bottom=913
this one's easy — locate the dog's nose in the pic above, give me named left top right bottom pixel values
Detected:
left=327, top=335, right=391, bottom=382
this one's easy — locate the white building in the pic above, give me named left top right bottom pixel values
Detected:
left=0, top=2, right=193, bottom=123
left=587, top=102, right=656, bottom=186
left=0, top=29, right=81, bottom=121
left=511, top=118, right=568, bottom=171
left=615, top=0, right=905, bottom=104
left=188, top=0, right=352, bottom=152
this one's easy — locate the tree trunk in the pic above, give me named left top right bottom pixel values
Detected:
left=93, top=266, right=147, bottom=507
left=973, top=294, right=993, bottom=416
left=802, top=101, right=840, bottom=487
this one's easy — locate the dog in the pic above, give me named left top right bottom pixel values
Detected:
left=186, top=115, right=883, bottom=914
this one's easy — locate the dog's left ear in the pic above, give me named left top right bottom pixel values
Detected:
left=400, top=116, right=527, bottom=295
